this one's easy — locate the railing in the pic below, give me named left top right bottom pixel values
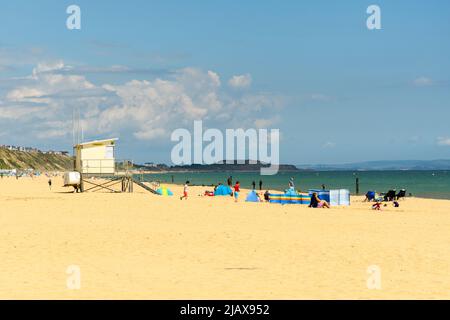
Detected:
left=79, top=159, right=114, bottom=175
left=115, top=159, right=134, bottom=175
left=78, top=159, right=133, bottom=175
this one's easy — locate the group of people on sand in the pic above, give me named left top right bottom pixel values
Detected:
left=364, top=189, right=404, bottom=211
left=181, top=176, right=331, bottom=209
left=181, top=178, right=242, bottom=202
left=288, top=177, right=330, bottom=209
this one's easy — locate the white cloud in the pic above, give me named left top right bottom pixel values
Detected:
left=228, top=73, right=252, bottom=88
left=207, top=70, right=221, bottom=87
left=254, top=116, right=280, bottom=129
left=413, top=76, right=433, bottom=87
left=322, top=141, right=336, bottom=148
left=0, top=61, right=283, bottom=143
left=134, top=128, right=166, bottom=140
left=32, top=61, right=66, bottom=76
left=7, top=88, right=45, bottom=101
left=437, top=137, right=450, bottom=146
left=0, top=105, right=43, bottom=120
left=35, top=120, right=73, bottom=139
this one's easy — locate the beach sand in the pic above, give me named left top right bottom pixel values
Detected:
left=1, top=175, right=450, bottom=299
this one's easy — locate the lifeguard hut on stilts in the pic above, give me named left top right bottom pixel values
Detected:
left=64, top=105, right=156, bottom=194
left=67, top=138, right=134, bottom=193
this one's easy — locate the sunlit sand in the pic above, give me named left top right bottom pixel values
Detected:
left=1, top=176, right=450, bottom=299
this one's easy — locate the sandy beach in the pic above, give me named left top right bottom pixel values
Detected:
left=1, top=175, right=450, bottom=299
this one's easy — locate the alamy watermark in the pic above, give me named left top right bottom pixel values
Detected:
left=66, top=265, right=81, bottom=290
left=366, top=265, right=382, bottom=290
left=66, top=5, right=81, bottom=30
left=64, top=5, right=382, bottom=31
left=171, top=121, right=280, bottom=175
left=65, top=5, right=381, bottom=32
left=366, top=5, right=381, bottom=30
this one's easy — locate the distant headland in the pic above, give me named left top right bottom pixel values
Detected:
left=135, top=160, right=300, bottom=173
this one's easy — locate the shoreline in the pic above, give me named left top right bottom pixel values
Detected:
left=3, top=171, right=449, bottom=200
left=134, top=179, right=450, bottom=201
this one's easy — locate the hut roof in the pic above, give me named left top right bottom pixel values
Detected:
left=74, top=138, right=118, bottom=148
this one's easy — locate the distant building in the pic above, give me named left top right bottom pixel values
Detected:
left=44, top=150, right=70, bottom=156
left=143, top=162, right=157, bottom=167
left=0, top=145, right=68, bottom=155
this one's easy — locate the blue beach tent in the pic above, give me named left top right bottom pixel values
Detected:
left=366, top=191, right=376, bottom=201
left=214, top=185, right=233, bottom=196
left=245, top=190, right=260, bottom=202
left=156, top=187, right=173, bottom=196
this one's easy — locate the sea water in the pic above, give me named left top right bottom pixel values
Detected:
left=134, top=170, right=450, bottom=199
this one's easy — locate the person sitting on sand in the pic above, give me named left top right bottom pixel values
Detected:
left=372, top=201, right=382, bottom=210
left=309, top=192, right=330, bottom=208
left=383, top=189, right=396, bottom=202
left=264, top=190, right=270, bottom=202
left=180, top=181, right=189, bottom=200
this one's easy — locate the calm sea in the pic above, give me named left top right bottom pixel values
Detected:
left=134, top=170, right=450, bottom=199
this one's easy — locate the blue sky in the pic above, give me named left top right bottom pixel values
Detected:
left=0, top=0, right=449, bottom=165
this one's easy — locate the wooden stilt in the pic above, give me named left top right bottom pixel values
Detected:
left=80, top=173, right=84, bottom=193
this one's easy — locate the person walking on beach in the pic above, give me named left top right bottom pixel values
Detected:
left=48, top=178, right=52, bottom=190
left=252, top=180, right=256, bottom=190
left=227, top=176, right=232, bottom=186
left=233, top=181, right=240, bottom=202
left=180, top=181, right=189, bottom=200
left=259, top=180, right=263, bottom=190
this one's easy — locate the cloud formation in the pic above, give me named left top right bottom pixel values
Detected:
left=228, top=73, right=252, bottom=88
left=0, top=62, right=282, bottom=144
left=437, top=137, right=450, bottom=146
left=322, top=141, right=336, bottom=148
left=413, top=76, right=433, bottom=87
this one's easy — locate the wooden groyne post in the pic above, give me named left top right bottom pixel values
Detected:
left=356, top=177, right=360, bottom=195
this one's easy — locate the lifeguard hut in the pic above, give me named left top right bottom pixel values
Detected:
left=74, top=138, right=117, bottom=175
left=70, top=138, right=133, bottom=193
left=64, top=137, right=157, bottom=194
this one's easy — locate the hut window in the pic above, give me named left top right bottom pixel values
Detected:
left=105, top=146, right=114, bottom=159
